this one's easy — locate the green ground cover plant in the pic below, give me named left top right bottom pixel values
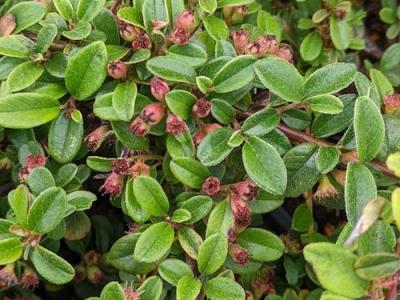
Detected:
left=0, top=0, right=399, bottom=299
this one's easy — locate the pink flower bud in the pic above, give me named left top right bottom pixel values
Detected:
left=176, top=9, right=196, bottom=31
left=150, top=77, right=170, bottom=101
left=124, top=287, right=141, bottom=300
left=86, top=265, right=106, bottom=285
left=129, top=117, right=151, bottom=136
left=171, top=27, right=190, bottom=44
left=84, top=250, right=101, bottom=265
left=131, top=33, right=152, bottom=51
left=84, top=125, right=110, bottom=152
left=140, top=103, right=166, bottom=125
left=231, top=29, right=249, bottom=55
left=25, top=153, right=46, bottom=169
left=276, top=46, right=293, bottom=63
left=0, top=264, right=18, bottom=287
left=20, top=266, right=39, bottom=290
left=192, top=98, right=211, bottom=118
left=118, top=21, right=142, bottom=42
left=152, top=20, right=168, bottom=31
left=231, top=194, right=251, bottom=232
left=235, top=178, right=258, bottom=201
left=193, top=130, right=206, bottom=146
left=202, top=176, right=221, bottom=196
left=112, top=158, right=130, bottom=175
left=229, top=243, right=250, bottom=266
left=166, top=114, right=188, bottom=137
left=130, top=160, right=150, bottom=178
left=227, top=227, right=237, bottom=243
left=74, top=264, right=86, bottom=283
left=384, top=94, right=400, bottom=112
left=258, top=36, right=279, bottom=54
left=100, top=172, right=123, bottom=198
left=108, top=60, right=127, bottom=79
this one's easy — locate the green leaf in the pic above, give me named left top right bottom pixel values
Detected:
left=36, top=24, right=58, bottom=53
left=117, top=7, right=144, bottom=28
left=311, top=94, right=355, bottom=138
left=147, top=56, right=196, bottom=84
left=158, top=259, right=193, bottom=286
left=0, top=35, right=35, bottom=58
left=329, top=16, right=352, bottom=50
left=167, top=43, right=208, bottom=68
left=177, top=276, right=202, bottom=300
left=303, top=243, right=368, bottom=298
left=76, top=0, right=105, bottom=22
left=355, top=253, right=400, bottom=280
left=134, top=222, right=174, bottom=263
left=242, top=108, right=279, bottom=136
left=62, top=21, right=91, bottom=40
left=199, top=0, right=217, bottom=13
left=53, top=0, right=74, bottom=20
left=142, top=0, right=167, bottom=34
left=243, top=136, right=287, bottom=195
left=65, top=41, right=108, bottom=100
left=124, top=180, right=149, bottom=223
left=237, top=228, right=284, bottom=262
left=108, top=234, right=155, bottom=274
left=93, top=8, right=120, bottom=44
left=170, top=157, right=210, bottom=188
left=171, top=208, right=191, bottom=223
left=197, top=127, right=233, bottom=166
left=8, top=185, right=30, bottom=226
left=55, top=163, right=78, bottom=187
left=165, top=90, right=197, bottom=120
left=198, top=233, right=228, bottom=275
left=100, top=282, right=125, bottom=300
left=8, top=2, right=47, bottom=33
left=203, top=15, right=229, bottom=41
left=300, top=31, right=323, bottom=61
left=138, top=276, right=163, bottom=300
left=379, top=7, right=397, bottom=24
left=316, top=147, right=340, bottom=174
left=254, top=57, right=304, bottom=102
left=178, top=195, right=213, bottom=224
left=284, top=143, right=320, bottom=197
left=206, top=198, right=233, bottom=238
left=112, top=81, right=137, bottom=121
left=304, top=63, right=357, bottom=98
left=217, top=0, right=253, bottom=7
left=212, top=55, right=256, bottom=93
left=7, top=61, right=43, bottom=92
left=48, top=110, right=83, bottom=164
left=210, top=99, right=235, bottom=125
left=177, top=227, right=203, bottom=259
left=30, top=245, right=75, bottom=285
left=67, top=190, right=97, bottom=211
left=86, top=156, right=113, bottom=172
left=133, top=176, right=169, bottom=217
left=27, top=187, right=67, bottom=233
left=0, top=92, right=60, bottom=129
left=28, top=167, right=55, bottom=194
left=292, top=203, right=313, bottom=232
left=345, top=163, right=377, bottom=227
left=304, top=94, right=344, bottom=114
left=0, top=238, right=23, bottom=265
left=203, top=277, right=245, bottom=300
left=164, top=0, right=185, bottom=25
left=44, top=52, right=68, bottom=79
left=354, top=96, right=385, bottom=161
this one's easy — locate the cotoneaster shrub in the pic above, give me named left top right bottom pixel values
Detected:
left=0, top=0, right=399, bottom=299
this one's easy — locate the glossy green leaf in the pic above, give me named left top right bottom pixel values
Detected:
left=112, top=81, right=137, bottom=121
left=7, top=61, right=43, bottom=92
left=243, top=136, right=287, bottom=195
left=355, top=253, right=400, bottom=280
left=48, top=110, right=83, bottom=164
left=329, top=16, right=352, bottom=50
left=0, top=35, right=35, bottom=58
left=134, top=222, right=174, bottom=263
left=138, top=276, right=163, bottom=300
left=167, top=43, right=208, bottom=67
left=198, top=233, right=228, bottom=275
left=8, top=184, right=30, bottom=226
left=158, top=259, right=193, bottom=286
left=28, top=167, right=55, bottom=194
left=170, top=157, right=210, bottom=188
left=304, top=243, right=368, bottom=298
left=8, top=2, right=46, bottom=33
left=254, top=57, right=304, bottom=102
left=100, top=282, right=125, bottom=300
left=300, top=31, right=323, bottom=61
left=237, top=228, right=284, bottom=262
left=316, top=147, right=340, bottom=174
left=177, top=227, right=203, bottom=259
left=176, top=276, right=202, bottom=300
left=133, top=176, right=169, bottom=217
left=354, top=96, right=385, bottom=161
left=197, top=128, right=233, bottom=166
left=165, top=90, right=197, bottom=120
left=147, top=56, right=196, bottom=84
left=212, top=55, right=256, bottom=93
left=199, top=0, right=217, bottom=13
left=203, top=15, right=229, bottom=41
left=27, top=187, right=67, bottom=233
left=304, top=63, right=357, bottom=98
left=203, top=277, right=245, bottom=300
left=242, top=108, right=279, bottom=136
left=53, top=0, right=74, bottom=20
left=65, top=41, right=108, bottom=100
left=304, top=94, right=344, bottom=114
left=76, top=0, right=105, bottom=22
left=30, top=245, right=75, bottom=284
left=0, top=238, right=23, bottom=265
left=345, top=163, right=377, bottom=227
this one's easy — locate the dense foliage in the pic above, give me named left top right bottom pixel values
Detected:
left=0, top=0, right=399, bottom=299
